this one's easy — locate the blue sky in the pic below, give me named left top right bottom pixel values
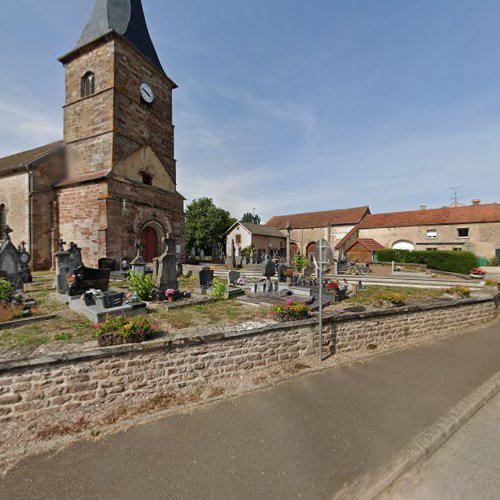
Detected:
left=0, top=1, right=499, bottom=221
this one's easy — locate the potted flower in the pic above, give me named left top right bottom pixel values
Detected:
left=165, top=289, right=176, bottom=302
left=326, top=280, right=340, bottom=293
left=470, top=267, right=486, bottom=279
left=285, top=269, right=294, bottom=284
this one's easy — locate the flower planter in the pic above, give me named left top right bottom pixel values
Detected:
left=98, top=330, right=153, bottom=347
left=275, top=312, right=310, bottom=322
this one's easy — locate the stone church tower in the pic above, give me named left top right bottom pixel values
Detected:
left=57, top=0, right=185, bottom=265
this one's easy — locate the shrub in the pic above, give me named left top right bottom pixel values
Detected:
left=485, top=280, right=499, bottom=287
left=241, top=245, right=254, bottom=258
left=294, top=252, right=310, bottom=273
left=96, top=315, right=155, bottom=346
left=126, top=271, right=154, bottom=301
left=273, top=301, right=310, bottom=322
left=376, top=249, right=478, bottom=275
left=0, top=279, right=12, bottom=302
left=490, top=257, right=500, bottom=266
left=379, top=292, right=405, bottom=306
left=209, top=278, right=227, bottom=299
left=445, top=286, right=471, bottom=298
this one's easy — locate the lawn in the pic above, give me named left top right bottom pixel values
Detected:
left=0, top=290, right=272, bottom=352
left=340, top=285, right=446, bottom=308
left=153, top=300, right=272, bottom=330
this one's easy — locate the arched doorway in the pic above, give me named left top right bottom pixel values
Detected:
left=392, top=240, right=415, bottom=251
left=290, top=243, right=299, bottom=259
left=141, top=226, right=159, bottom=262
left=306, top=242, right=317, bottom=260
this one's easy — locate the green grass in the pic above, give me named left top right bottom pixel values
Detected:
left=178, top=274, right=197, bottom=292
left=344, top=286, right=444, bottom=306
left=153, top=300, right=272, bottom=331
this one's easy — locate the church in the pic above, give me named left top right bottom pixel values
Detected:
left=0, top=0, right=185, bottom=270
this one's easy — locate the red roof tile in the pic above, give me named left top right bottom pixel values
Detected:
left=335, top=226, right=359, bottom=249
left=266, top=206, right=370, bottom=230
left=360, top=204, right=500, bottom=228
left=346, top=238, right=385, bottom=252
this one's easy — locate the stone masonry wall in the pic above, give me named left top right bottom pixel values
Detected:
left=0, top=298, right=496, bottom=453
left=57, top=182, right=109, bottom=267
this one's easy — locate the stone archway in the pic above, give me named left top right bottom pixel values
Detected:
left=306, top=242, right=317, bottom=260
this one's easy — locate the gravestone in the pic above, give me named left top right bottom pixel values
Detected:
left=69, top=266, right=111, bottom=297
left=17, top=242, right=32, bottom=283
left=153, top=234, right=179, bottom=297
left=0, top=239, right=20, bottom=285
left=197, top=267, right=214, bottom=290
left=228, top=270, right=241, bottom=286
left=68, top=242, right=83, bottom=273
left=131, top=239, right=146, bottom=274
left=55, top=240, right=71, bottom=294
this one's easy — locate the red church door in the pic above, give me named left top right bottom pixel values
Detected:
left=141, top=227, right=158, bottom=263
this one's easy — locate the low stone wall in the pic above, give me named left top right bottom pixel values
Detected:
left=0, top=296, right=497, bottom=454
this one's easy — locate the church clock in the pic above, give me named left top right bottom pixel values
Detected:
left=140, top=82, right=155, bottom=104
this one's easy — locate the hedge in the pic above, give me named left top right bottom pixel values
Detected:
left=376, top=249, right=478, bottom=275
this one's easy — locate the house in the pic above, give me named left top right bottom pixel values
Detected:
left=265, top=206, right=370, bottom=260
left=337, top=201, right=500, bottom=262
left=225, top=222, right=286, bottom=261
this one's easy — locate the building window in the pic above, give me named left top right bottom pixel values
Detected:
left=81, top=72, right=95, bottom=98
left=235, top=234, right=242, bottom=245
left=426, top=248, right=438, bottom=251
left=457, top=228, right=470, bottom=238
left=426, top=229, right=438, bottom=239
left=453, top=248, right=462, bottom=252
left=141, top=172, right=153, bottom=186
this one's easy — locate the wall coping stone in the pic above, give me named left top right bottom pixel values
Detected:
left=0, top=295, right=496, bottom=375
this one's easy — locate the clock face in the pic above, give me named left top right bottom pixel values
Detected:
left=140, top=82, right=154, bottom=104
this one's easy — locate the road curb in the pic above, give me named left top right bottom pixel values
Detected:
left=333, top=369, right=500, bottom=499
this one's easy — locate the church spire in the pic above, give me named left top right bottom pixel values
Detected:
left=75, top=0, right=164, bottom=73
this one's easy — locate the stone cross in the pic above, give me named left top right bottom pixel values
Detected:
left=4, top=226, right=13, bottom=241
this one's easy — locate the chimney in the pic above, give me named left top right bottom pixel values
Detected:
left=471, top=199, right=481, bottom=206
left=419, top=205, right=427, bottom=210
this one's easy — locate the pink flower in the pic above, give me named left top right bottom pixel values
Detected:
left=286, top=299, right=293, bottom=306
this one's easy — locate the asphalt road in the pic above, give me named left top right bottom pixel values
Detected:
left=383, top=390, right=500, bottom=500
left=2, top=321, right=500, bottom=500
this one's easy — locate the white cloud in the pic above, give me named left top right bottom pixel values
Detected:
left=0, top=99, right=61, bottom=156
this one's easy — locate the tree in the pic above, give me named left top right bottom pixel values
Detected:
left=185, top=198, right=236, bottom=255
left=241, top=212, right=261, bottom=224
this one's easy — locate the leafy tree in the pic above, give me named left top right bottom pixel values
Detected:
left=241, top=212, right=261, bottom=224
left=186, top=198, right=236, bottom=255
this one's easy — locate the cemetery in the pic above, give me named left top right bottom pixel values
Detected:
left=0, top=220, right=497, bottom=359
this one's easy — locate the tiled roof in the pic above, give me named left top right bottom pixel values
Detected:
left=266, top=206, right=370, bottom=230
left=239, top=222, right=285, bottom=238
left=0, top=141, right=64, bottom=175
left=335, top=226, right=359, bottom=249
left=346, top=238, right=385, bottom=252
left=360, top=204, right=500, bottom=228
